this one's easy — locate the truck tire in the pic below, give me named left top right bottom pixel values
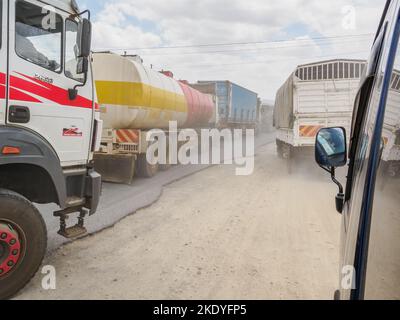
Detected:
left=387, top=162, right=398, bottom=178
left=0, top=189, right=47, bottom=300
left=159, top=144, right=172, bottom=171
left=276, top=140, right=284, bottom=158
left=136, top=154, right=159, bottom=178
left=159, top=162, right=172, bottom=171
left=282, top=143, right=292, bottom=160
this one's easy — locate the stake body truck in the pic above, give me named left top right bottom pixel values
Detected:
left=274, top=59, right=366, bottom=158
left=0, top=0, right=102, bottom=299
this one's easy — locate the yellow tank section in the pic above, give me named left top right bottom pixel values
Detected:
left=92, top=52, right=188, bottom=130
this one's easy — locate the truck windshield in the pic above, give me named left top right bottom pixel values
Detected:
left=15, top=0, right=62, bottom=73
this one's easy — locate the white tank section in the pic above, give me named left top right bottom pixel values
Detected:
left=92, top=52, right=188, bottom=130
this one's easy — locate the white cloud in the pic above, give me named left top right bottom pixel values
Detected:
left=92, top=3, right=162, bottom=51
left=89, top=0, right=384, bottom=100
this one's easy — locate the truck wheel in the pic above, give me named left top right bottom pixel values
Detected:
left=159, top=144, right=172, bottom=171
left=136, top=154, right=159, bottom=178
left=276, top=140, right=284, bottom=158
left=159, top=162, right=172, bottom=171
left=387, top=162, right=398, bottom=178
left=0, top=189, right=47, bottom=300
left=282, top=143, right=292, bottom=160
left=287, top=156, right=293, bottom=174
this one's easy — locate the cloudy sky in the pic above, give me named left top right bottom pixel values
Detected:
left=79, top=0, right=385, bottom=101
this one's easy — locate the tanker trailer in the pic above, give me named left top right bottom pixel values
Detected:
left=92, top=52, right=215, bottom=184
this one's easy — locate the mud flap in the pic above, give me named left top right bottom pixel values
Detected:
left=94, top=153, right=136, bottom=185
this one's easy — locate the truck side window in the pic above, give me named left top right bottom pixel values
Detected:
left=364, top=40, right=400, bottom=300
left=15, top=0, right=62, bottom=73
left=65, top=19, right=84, bottom=82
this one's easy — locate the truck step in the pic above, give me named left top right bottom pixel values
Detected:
left=66, top=197, right=86, bottom=208
left=54, top=208, right=89, bottom=239
left=58, top=225, right=87, bottom=239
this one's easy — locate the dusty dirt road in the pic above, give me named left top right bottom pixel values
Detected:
left=16, top=142, right=342, bottom=300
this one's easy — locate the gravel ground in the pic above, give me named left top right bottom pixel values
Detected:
left=16, top=141, right=342, bottom=300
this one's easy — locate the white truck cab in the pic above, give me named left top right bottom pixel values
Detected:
left=0, top=0, right=102, bottom=299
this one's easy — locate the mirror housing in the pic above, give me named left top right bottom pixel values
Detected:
left=78, top=18, right=92, bottom=59
left=315, top=127, right=347, bottom=168
left=315, top=127, right=348, bottom=214
left=68, top=14, right=91, bottom=100
left=76, top=56, right=89, bottom=75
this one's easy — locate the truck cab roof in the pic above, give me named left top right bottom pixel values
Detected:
left=42, top=0, right=80, bottom=14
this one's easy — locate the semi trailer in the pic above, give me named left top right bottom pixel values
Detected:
left=192, top=81, right=259, bottom=130
left=274, top=59, right=366, bottom=159
left=92, top=52, right=216, bottom=184
left=0, top=0, right=102, bottom=299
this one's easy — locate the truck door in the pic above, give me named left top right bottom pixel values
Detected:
left=0, top=0, right=6, bottom=125
left=7, top=0, right=94, bottom=166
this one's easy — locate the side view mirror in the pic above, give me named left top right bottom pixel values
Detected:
left=315, top=127, right=347, bottom=168
left=315, top=127, right=348, bottom=214
left=78, top=18, right=92, bottom=60
left=70, top=19, right=92, bottom=100
left=76, top=56, right=89, bottom=75
left=73, top=44, right=79, bottom=59
left=70, top=55, right=89, bottom=99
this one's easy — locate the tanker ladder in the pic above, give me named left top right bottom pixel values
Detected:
left=53, top=207, right=89, bottom=239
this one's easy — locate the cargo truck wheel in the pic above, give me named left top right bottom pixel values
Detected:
left=286, top=156, right=293, bottom=174
left=282, top=144, right=292, bottom=160
left=136, top=154, right=159, bottom=178
left=159, top=162, right=172, bottom=171
left=159, top=143, right=172, bottom=171
left=387, top=162, right=399, bottom=178
left=276, top=140, right=284, bottom=158
left=0, top=189, right=47, bottom=300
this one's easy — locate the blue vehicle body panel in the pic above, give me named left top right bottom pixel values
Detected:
left=215, top=82, right=230, bottom=121
left=231, top=83, right=258, bottom=124
left=205, top=81, right=258, bottom=125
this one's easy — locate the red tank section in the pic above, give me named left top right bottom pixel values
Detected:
left=178, top=81, right=214, bottom=128
left=160, top=70, right=174, bottom=78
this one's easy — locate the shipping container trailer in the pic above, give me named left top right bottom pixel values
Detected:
left=196, top=81, right=259, bottom=129
left=274, top=59, right=367, bottom=159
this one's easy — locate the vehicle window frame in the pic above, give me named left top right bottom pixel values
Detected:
left=64, top=17, right=84, bottom=83
left=350, top=3, right=400, bottom=299
left=345, top=24, right=388, bottom=202
left=374, top=0, right=392, bottom=42
left=14, top=0, right=64, bottom=74
left=363, top=60, right=400, bottom=299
